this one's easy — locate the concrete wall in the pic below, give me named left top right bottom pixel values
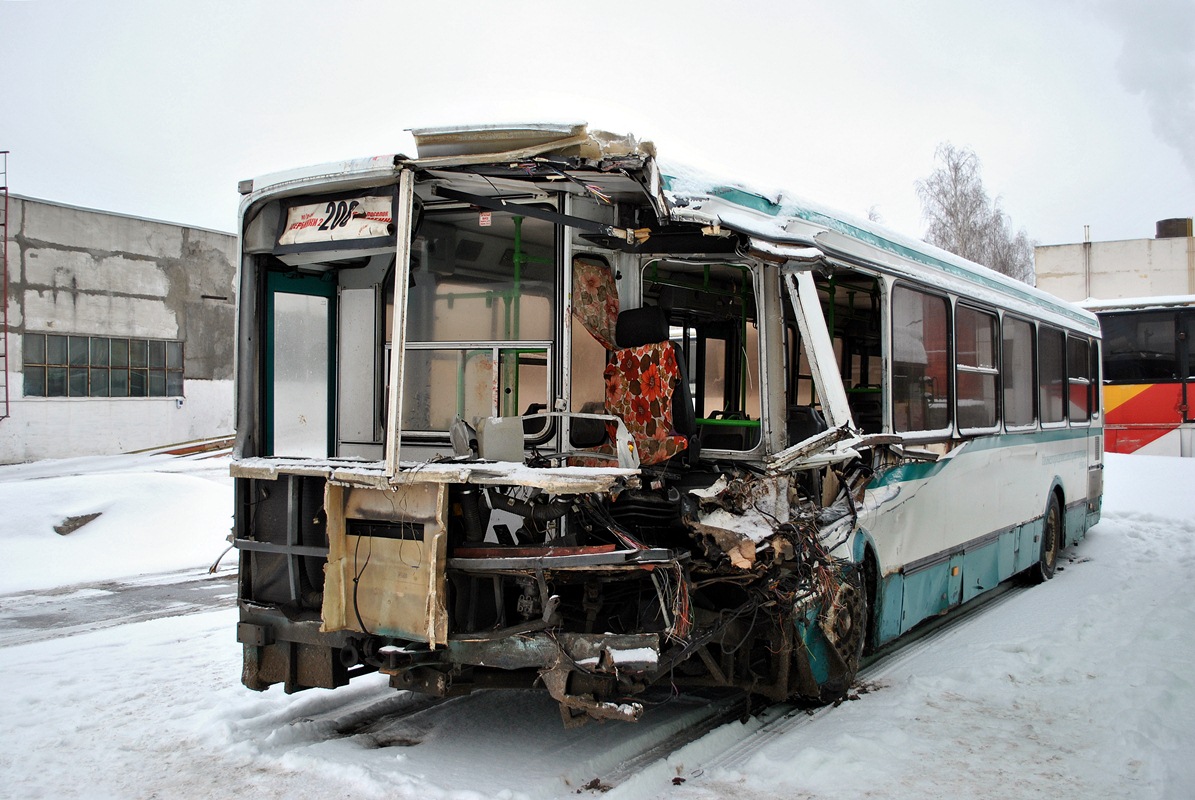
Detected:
left=1, top=196, right=237, bottom=463
left=1036, top=234, right=1195, bottom=303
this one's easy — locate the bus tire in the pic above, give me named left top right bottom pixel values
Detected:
left=1031, top=493, right=1062, bottom=584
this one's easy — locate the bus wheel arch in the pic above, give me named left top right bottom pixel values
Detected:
left=813, top=565, right=868, bottom=701
left=1032, top=489, right=1064, bottom=583
left=860, top=545, right=880, bottom=654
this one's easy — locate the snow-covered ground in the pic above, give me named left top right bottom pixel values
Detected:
left=0, top=451, right=1191, bottom=799
left=0, top=449, right=235, bottom=593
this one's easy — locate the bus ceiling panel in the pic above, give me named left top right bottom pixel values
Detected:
left=275, top=250, right=387, bottom=269
left=418, top=169, right=554, bottom=201
left=431, top=186, right=653, bottom=249
left=419, top=165, right=650, bottom=204
left=579, top=227, right=741, bottom=255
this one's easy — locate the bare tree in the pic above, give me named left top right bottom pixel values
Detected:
left=916, top=143, right=1035, bottom=284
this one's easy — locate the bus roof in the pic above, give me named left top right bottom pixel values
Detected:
left=657, top=162, right=1098, bottom=333
left=1082, top=295, right=1195, bottom=313
left=239, top=122, right=1098, bottom=334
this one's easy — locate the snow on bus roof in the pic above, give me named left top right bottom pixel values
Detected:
left=658, top=160, right=1099, bottom=333
left=235, top=124, right=1096, bottom=333
left=1081, top=294, right=1195, bottom=312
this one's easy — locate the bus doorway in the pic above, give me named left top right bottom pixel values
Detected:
left=264, top=271, right=336, bottom=458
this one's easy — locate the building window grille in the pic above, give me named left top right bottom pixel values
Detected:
left=23, top=333, right=184, bottom=398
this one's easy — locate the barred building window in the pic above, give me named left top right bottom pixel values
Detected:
left=23, top=333, right=184, bottom=398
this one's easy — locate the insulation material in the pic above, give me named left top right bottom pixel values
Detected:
left=321, top=483, right=449, bottom=645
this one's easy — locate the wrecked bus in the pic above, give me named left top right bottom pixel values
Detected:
left=232, top=123, right=1103, bottom=725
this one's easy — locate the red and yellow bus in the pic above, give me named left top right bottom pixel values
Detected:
left=1088, top=296, right=1195, bottom=457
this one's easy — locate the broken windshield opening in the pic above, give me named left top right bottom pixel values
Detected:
left=401, top=206, right=557, bottom=439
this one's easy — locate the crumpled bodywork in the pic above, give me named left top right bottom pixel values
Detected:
left=232, top=123, right=891, bottom=726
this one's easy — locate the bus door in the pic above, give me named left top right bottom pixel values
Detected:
left=264, top=270, right=336, bottom=457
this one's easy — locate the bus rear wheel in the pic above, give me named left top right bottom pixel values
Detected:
left=1032, top=494, right=1062, bottom=583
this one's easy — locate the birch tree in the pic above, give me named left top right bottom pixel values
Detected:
left=916, top=143, right=1035, bottom=284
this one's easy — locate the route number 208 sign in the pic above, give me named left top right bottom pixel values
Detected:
left=278, top=195, right=394, bottom=247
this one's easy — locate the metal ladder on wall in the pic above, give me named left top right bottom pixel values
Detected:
left=0, top=151, right=9, bottom=420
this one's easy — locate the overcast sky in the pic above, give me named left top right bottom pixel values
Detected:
left=2, top=0, right=1192, bottom=249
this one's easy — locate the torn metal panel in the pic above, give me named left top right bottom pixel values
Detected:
left=767, top=425, right=859, bottom=474
left=540, top=667, right=643, bottom=727
left=684, top=473, right=796, bottom=569
left=442, top=631, right=660, bottom=672
left=746, top=238, right=824, bottom=266
left=682, top=470, right=840, bottom=572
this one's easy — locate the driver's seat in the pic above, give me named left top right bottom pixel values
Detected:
left=604, top=307, right=696, bottom=466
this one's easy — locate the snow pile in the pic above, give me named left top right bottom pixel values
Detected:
left=0, top=452, right=233, bottom=593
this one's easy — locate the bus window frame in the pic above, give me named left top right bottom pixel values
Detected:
left=1099, top=309, right=1180, bottom=384
left=953, top=301, right=1002, bottom=437
left=1000, top=312, right=1039, bottom=433
left=1066, top=333, right=1095, bottom=427
left=384, top=170, right=416, bottom=475
left=392, top=196, right=561, bottom=449
left=889, top=281, right=953, bottom=442
left=1037, top=323, right=1068, bottom=429
left=643, top=259, right=766, bottom=455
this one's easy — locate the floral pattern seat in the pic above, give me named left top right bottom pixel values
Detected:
left=571, top=257, right=619, bottom=350
left=571, top=262, right=689, bottom=466
left=604, top=340, right=688, bottom=466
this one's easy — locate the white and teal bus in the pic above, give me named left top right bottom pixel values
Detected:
left=231, top=123, right=1102, bottom=725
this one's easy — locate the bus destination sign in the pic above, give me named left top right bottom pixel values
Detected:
left=278, top=194, right=394, bottom=247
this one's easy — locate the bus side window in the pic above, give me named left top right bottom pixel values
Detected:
left=1067, top=335, right=1093, bottom=423
left=1039, top=326, right=1066, bottom=425
left=817, top=275, right=882, bottom=434
left=1002, top=315, right=1037, bottom=428
left=956, top=305, right=999, bottom=431
left=642, top=262, right=760, bottom=451
left=1099, top=311, right=1177, bottom=382
left=784, top=321, right=827, bottom=444
left=892, top=285, right=951, bottom=434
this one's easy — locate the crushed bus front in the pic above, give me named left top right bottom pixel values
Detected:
left=232, top=124, right=879, bottom=725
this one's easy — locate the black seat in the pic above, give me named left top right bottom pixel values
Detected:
left=787, top=405, right=827, bottom=444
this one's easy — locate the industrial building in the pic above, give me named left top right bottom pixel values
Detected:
left=0, top=192, right=237, bottom=463
left=1035, top=217, right=1195, bottom=303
